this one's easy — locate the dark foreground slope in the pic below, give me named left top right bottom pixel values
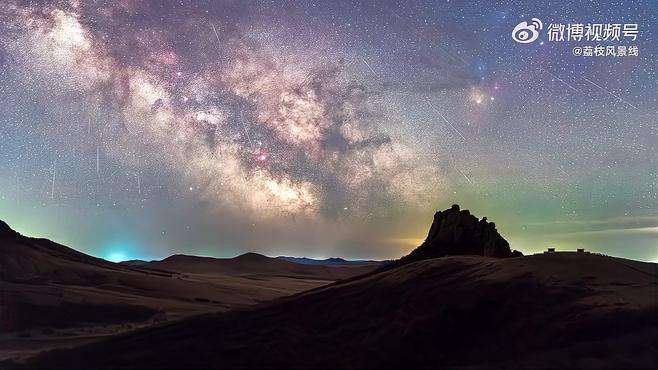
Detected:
left=0, top=220, right=370, bottom=333
left=21, top=252, right=658, bottom=369
left=0, top=220, right=376, bottom=362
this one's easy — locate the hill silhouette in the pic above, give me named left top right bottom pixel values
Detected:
left=0, top=220, right=376, bottom=362
left=15, top=206, right=658, bottom=369
left=142, top=252, right=374, bottom=279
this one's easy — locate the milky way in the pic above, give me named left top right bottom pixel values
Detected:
left=0, top=1, right=655, bottom=261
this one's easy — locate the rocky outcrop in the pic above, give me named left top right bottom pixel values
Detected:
left=396, top=205, right=522, bottom=266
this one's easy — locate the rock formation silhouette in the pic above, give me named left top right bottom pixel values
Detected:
left=392, top=204, right=522, bottom=268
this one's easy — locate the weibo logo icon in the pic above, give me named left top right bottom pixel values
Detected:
left=512, top=18, right=543, bottom=43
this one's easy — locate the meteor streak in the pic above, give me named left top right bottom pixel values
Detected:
left=211, top=23, right=220, bottom=43
left=457, top=168, right=474, bottom=186
left=427, top=101, right=467, bottom=141
left=542, top=69, right=580, bottom=93
left=50, top=161, right=56, bottom=199
left=583, top=77, right=639, bottom=110
left=96, top=146, right=100, bottom=178
left=360, top=56, right=378, bottom=77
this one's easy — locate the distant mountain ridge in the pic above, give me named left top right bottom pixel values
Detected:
left=122, top=255, right=380, bottom=267
left=276, top=256, right=380, bottom=266
left=139, top=252, right=376, bottom=280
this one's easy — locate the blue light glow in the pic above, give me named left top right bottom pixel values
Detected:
left=106, top=251, right=128, bottom=262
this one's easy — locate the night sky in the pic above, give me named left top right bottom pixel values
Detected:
left=0, top=0, right=655, bottom=262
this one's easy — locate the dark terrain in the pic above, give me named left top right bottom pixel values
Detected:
left=0, top=220, right=376, bottom=362
left=4, top=205, right=658, bottom=369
